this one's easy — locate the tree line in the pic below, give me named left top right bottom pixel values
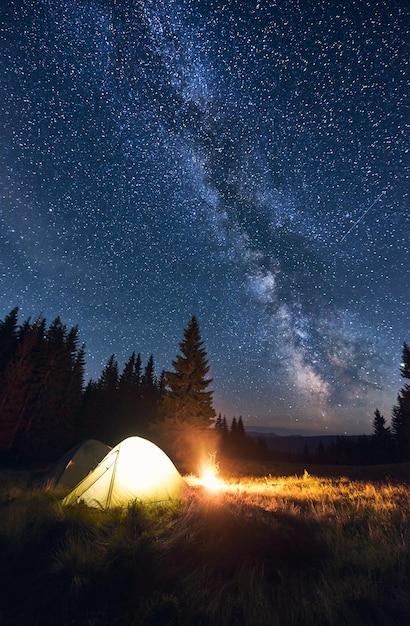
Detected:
left=0, top=309, right=216, bottom=464
left=370, top=342, right=410, bottom=463
left=215, top=414, right=270, bottom=460
left=0, top=307, right=409, bottom=466
left=272, top=343, right=410, bottom=466
left=0, top=309, right=84, bottom=462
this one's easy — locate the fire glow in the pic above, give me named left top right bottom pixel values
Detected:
left=200, top=466, right=223, bottom=492
left=184, top=453, right=289, bottom=496
left=192, top=453, right=224, bottom=493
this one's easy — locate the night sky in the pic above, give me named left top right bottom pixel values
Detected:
left=1, top=0, right=409, bottom=435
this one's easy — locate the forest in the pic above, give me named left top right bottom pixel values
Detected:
left=0, top=307, right=409, bottom=467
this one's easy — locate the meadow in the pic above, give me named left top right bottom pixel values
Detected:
left=0, top=459, right=409, bottom=626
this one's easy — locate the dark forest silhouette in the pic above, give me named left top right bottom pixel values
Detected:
left=0, top=307, right=409, bottom=465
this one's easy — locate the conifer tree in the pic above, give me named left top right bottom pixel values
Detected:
left=215, top=413, right=229, bottom=451
left=77, top=379, right=99, bottom=440
left=237, top=416, right=246, bottom=438
left=157, top=370, right=166, bottom=400
left=163, top=316, right=215, bottom=427
left=230, top=416, right=238, bottom=437
left=0, top=319, right=42, bottom=458
left=69, top=345, right=86, bottom=432
left=94, top=354, right=119, bottom=444
left=141, top=354, right=156, bottom=395
left=139, top=355, right=161, bottom=431
left=391, top=397, right=406, bottom=457
left=373, top=408, right=389, bottom=437
left=119, top=352, right=138, bottom=393
left=0, top=313, right=85, bottom=461
left=391, top=342, right=410, bottom=461
left=0, top=307, right=19, bottom=375
left=134, top=353, right=142, bottom=387
left=229, top=415, right=249, bottom=456
left=98, top=354, right=119, bottom=392
left=118, top=352, right=142, bottom=439
left=372, top=408, right=392, bottom=463
left=400, top=342, right=410, bottom=379
left=23, top=319, right=84, bottom=460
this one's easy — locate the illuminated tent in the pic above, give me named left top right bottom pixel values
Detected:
left=44, top=439, right=111, bottom=489
left=63, top=436, right=184, bottom=508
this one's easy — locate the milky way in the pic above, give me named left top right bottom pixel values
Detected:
left=1, top=0, right=409, bottom=434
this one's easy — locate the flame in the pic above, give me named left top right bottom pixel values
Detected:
left=201, top=466, right=222, bottom=492
left=199, top=452, right=223, bottom=492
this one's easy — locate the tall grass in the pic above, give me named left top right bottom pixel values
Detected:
left=0, top=464, right=409, bottom=625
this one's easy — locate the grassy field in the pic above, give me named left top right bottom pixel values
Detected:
left=0, top=459, right=409, bottom=625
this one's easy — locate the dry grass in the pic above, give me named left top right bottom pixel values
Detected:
left=0, top=462, right=409, bottom=625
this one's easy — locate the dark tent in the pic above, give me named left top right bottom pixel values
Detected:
left=44, top=439, right=111, bottom=489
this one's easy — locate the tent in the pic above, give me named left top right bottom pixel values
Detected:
left=63, top=436, right=185, bottom=508
left=44, top=439, right=111, bottom=489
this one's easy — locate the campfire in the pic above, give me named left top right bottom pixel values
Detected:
left=186, top=452, right=224, bottom=493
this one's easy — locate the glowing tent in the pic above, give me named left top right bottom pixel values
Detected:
left=44, top=439, right=111, bottom=489
left=63, top=436, right=184, bottom=508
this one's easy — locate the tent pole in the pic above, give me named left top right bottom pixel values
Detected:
left=106, top=444, right=120, bottom=508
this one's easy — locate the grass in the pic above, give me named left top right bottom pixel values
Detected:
left=0, top=459, right=409, bottom=625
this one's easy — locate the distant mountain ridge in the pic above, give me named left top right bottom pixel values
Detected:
left=247, top=431, right=363, bottom=456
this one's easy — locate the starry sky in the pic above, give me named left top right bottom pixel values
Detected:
left=1, top=0, right=409, bottom=435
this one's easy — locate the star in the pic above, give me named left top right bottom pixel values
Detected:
left=1, top=0, right=408, bottom=434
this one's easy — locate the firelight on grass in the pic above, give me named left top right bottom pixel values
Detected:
left=201, top=467, right=222, bottom=492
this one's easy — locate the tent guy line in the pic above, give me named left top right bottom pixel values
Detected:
left=339, top=189, right=387, bottom=243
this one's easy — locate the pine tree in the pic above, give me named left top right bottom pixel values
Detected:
left=0, top=319, right=42, bottom=459
left=44, top=322, right=84, bottom=452
left=372, top=408, right=392, bottom=463
left=134, top=353, right=142, bottom=387
left=237, top=416, right=246, bottom=438
left=373, top=408, right=389, bottom=437
left=119, top=352, right=138, bottom=393
left=141, top=354, right=156, bottom=395
left=95, top=355, right=119, bottom=444
left=163, top=316, right=215, bottom=427
left=140, top=355, right=161, bottom=431
left=69, top=345, right=86, bottom=438
left=229, top=415, right=248, bottom=457
left=391, top=342, right=410, bottom=461
left=150, top=317, right=216, bottom=469
left=400, top=342, right=410, bottom=379
left=77, top=379, right=99, bottom=441
left=0, top=307, right=19, bottom=375
left=215, top=413, right=229, bottom=452
left=117, top=352, right=142, bottom=439
left=156, top=370, right=166, bottom=401
left=18, top=318, right=84, bottom=461
left=391, top=394, right=405, bottom=444
left=0, top=309, right=84, bottom=461
left=98, top=354, right=119, bottom=393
